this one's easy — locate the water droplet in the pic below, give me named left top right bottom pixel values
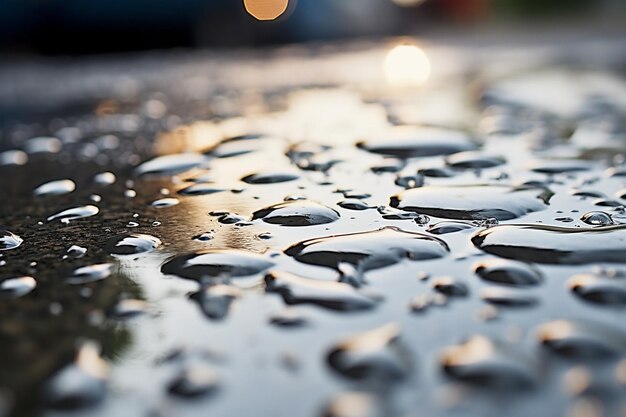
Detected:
left=568, top=273, right=626, bottom=305
left=427, top=221, right=475, bottom=235
left=473, top=259, right=543, bottom=286
left=0, top=230, right=23, bottom=251
left=66, top=264, right=113, bottom=285
left=25, top=136, right=61, bottom=154
left=556, top=216, right=574, bottom=223
left=327, top=324, right=411, bottom=382
left=241, top=172, right=299, bottom=184
left=42, top=341, right=108, bottom=409
left=105, top=233, right=161, bottom=255
left=395, top=173, right=424, bottom=189
left=167, top=363, right=219, bottom=398
left=392, top=185, right=551, bottom=221
left=418, top=167, right=456, bottom=178
left=33, top=179, right=76, bottom=197
left=445, top=152, right=505, bottom=169
left=216, top=213, right=250, bottom=225
left=269, top=308, right=308, bottom=327
left=151, top=197, right=179, bottom=208
left=252, top=201, right=340, bottom=226
left=285, top=226, right=448, bottom=270
left=580, top=211, right=614, bottom=226
left=47, top=205, right=99, bottom=222
left=536, top=320, right=626, bottom=359
left=93, top=172, right=116, bottom=185
left=124, top=189, right=136, bottom=198
left=0, top=276, right=36, bottom=299
left=0, top=149, right=28, bottom=166
left=431, top=276, right=469, bottom=297
left=161, top=250, right=274, bottom=282
left=472, top=224, right=626, bottom=264
left=528, top=160, right=593, bottom=175
left=194, top=232, right=215, bottom=242
left=64, top=245, right=87, bottom=259
left=134, top=153, right=206, bottom=176
left=440, top=335, right=538, bottom=388
left=190, top=285, right=241, bottom=320
left=265, top=270, right=379, bottom=312
left=178, top=183, right=227, bottom=196
left=337, top=199, right=372, bottom=211
left=480, top=287, right=538, bottom=307
left=357, top=127, right=476, bottom=158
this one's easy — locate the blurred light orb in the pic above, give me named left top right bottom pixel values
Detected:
left=385, top=44, right=431, bottom=88
left=390, top=0, right=426, bottom=7
left=244, top=0, right=289, bottom=21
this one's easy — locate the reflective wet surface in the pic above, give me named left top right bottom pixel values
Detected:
left=1, top=38, right=626, bottom=417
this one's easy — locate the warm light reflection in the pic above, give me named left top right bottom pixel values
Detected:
left=243, top=0, right=289, bottom=21
left=384, top=43, right=431, bottom=88
left=390, top=0, right=426, bottom=7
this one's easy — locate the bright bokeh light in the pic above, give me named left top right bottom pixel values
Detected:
left=384, top=43, right=431, bottom=88
left=243, top=0, right=289, bottom=21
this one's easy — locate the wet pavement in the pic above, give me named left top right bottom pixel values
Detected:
left=1, top=37, right=626, bottom=417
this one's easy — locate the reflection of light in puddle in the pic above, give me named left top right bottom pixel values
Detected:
left=244, top=0, right=290, bottom=21
left=385, top=43, right=431, bottom=88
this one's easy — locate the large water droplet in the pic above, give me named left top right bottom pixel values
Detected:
left=327, top=324, right=411, bottom=382
left=0, top=230, right=23, bottom=251
left=445, top=152, right=505, bottom=169
left=580, top=211, right=614, bottom=226
left=134, top=153, right=207, bottom=177
left=150, top=197, right=180, bottom=208
left=66, top=264, right=113, bottom=285
left=47, top=205, right=99, bottom=222
left=105, top=233, right=161, bottom=255
left=33, top=179, right=76, bottom=197
left=167, top=363, right=219, bottom=398
left=536, top=320, right=626, bottom=359
left=568, top=273, right=626, bottom=305
left=357, top=127, right=476, bottom=158
left=285, top=226, right=448, bottom=270
left=161, top=250, right=274, bottom=282
left=178, top=183, right=227, bottom=196
left=473, top=259, right=543, bottom=286
left=472, top=224, right=626, bottom=264
left=440, top=335, right=538, bottom=388
left=190, top=285, right=241, bottom=320
left=528, top=160, right=594, bottom=175
left=391, top=185, right=551, bottom=221
left=0, top=276, right=36, bottom=299
left=252, top=201, right=340, bottom=226
left=42, top=342, right=108, bottom=409
left=480, top=287, right=538, bottom=307
left=265, top=270, right=379, bottom=312
left=241, top=171, right=299, bottom=184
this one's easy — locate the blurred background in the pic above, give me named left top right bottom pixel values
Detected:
left=1, top=0, right=625, bottom=55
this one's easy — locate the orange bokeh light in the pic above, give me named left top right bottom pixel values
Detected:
left=243, top=0, right=289, bottom=21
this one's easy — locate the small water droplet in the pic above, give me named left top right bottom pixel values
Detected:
left=150, top=197, right=180, bottom=208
